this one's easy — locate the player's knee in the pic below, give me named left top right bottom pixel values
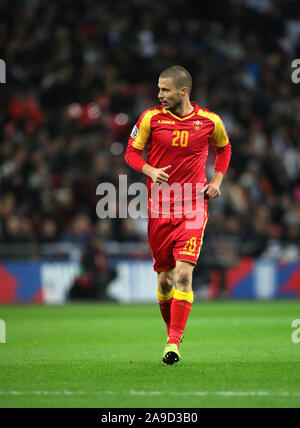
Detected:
left=158, top=274, right=174, bottom=294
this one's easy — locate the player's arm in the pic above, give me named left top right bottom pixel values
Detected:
left=202, top=115, right=232, bottom=199
left=125, top=111, right=171, bottom=184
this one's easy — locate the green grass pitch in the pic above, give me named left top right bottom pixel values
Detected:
left=0, top=301, right=300, bottom=408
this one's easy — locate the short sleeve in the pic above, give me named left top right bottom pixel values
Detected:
left=128, top=110, right=152, bottom=151
left=210, top=115, right=229, bottom=148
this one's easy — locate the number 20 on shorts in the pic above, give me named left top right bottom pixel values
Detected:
left=172, top=130, right=189, bottom=147
left=183, top=237, right=197, bottom=253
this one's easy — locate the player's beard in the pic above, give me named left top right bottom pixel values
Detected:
left=165, top=96, right=183, bottom=113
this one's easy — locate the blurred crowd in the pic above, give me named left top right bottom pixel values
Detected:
left=0, top=0, right=300, bottom=261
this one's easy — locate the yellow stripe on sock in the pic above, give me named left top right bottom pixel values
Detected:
left=173, top=289, right=194, bottom=303
left=157, top=286, right=175, bottom=301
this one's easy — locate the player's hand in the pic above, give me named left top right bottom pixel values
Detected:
left=150, top=165, right=171, bottom=184
left=200, top=183, right=221, bottom=199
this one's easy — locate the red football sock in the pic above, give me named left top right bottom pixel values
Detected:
left=157, top=286, right=175, bottom=336
left=167, top=290, right=193, bottom=348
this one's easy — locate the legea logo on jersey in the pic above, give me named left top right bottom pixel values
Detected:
left=291, top=59, right=300, bottom=84
left=158, top=120, right=176, bottom=125
left=0, top=59, right=6, bottom=83
left=0, top=320, right=6, bottom=343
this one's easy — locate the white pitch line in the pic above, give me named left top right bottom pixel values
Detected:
left=0, top=391, right=86, bottom=396
left=0, top=390, right=300, bottom=398
left=128, top=390, right=300, bottom=398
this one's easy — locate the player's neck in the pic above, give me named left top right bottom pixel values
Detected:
left=170, top=100, right=194, bottom=117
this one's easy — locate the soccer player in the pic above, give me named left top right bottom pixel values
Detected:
left=125, top=66, right=231, bottom=365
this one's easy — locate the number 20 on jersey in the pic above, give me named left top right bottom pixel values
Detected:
left=172, top=130, right=189, bottom=147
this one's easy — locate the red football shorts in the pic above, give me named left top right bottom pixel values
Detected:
left=148, top=209, right=209, bottom=272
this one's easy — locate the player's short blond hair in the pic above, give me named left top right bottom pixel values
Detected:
left=159, top=65, right=192, bottom=95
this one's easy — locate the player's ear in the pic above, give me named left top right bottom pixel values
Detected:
left=180, top=87, right=188, bottom=97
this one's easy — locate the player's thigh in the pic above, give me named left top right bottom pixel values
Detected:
left=157, top=268, right=175, bottom=294
left=175, top=260, right=195, bottom=292
left=149, top=216, right=176, bottom=274
left=173, top=210, right=209, bottom=275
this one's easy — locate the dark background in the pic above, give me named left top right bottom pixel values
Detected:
left=0, top=0, right=299, bottom=273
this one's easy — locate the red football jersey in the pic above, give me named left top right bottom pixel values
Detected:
left=126, top=102, right=230, bottom=215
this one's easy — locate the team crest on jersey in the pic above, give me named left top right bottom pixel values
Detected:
left=131, top=125, right=139, bottom=138
left=193, top=120, right=202, bottom=132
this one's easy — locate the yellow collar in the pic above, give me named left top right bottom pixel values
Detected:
left=163, top=107, right=196, bottom=121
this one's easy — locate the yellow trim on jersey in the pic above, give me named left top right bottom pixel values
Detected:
left=197, top=108, right=229, bottom=148
left=173, top=289, right=194, bottom=303
left=196, top=210, right=209, bottom=261
left=162, top=107, right=196, bottom=121
left=132, top=109, right=161, bottom=150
